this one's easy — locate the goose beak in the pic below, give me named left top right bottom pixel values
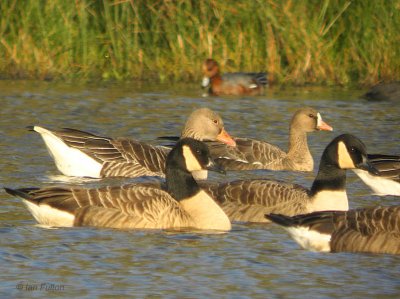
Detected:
left=357, top=157, right=380, bottom=175
left=206, top=159, right=226, bottom=174
left=217, top=128, right=237, bottom=147
left=316, top=113, right=333, bottom=131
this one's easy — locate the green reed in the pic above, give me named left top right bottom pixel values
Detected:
left=0, top=0, right=399, bottom=85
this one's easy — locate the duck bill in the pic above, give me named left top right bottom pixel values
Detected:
left=357, top=159, right=380, bottom=176
left=316, top=113, right=333, bottom=131
left=216, top=128, right=237, bottom=147
left=202, top=77, right=210, bottom=88
left=206, top=159, right=226, bottom=174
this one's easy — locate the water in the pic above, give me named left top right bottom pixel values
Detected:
left=0, top=80, right=399, bottom=298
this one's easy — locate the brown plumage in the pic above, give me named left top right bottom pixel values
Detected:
left=209, top=107, right=333, bottom=172
left=266, top=206, right=400, bottom=255
left=4, top=138, right=231, bottom=231
left=30, top=107, right=235, bottom=179
left=201, top=134, right=378, bottom=223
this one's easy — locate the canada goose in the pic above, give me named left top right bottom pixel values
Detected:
left=352, top=154, right=400, bottom=196
left=30, top=108, right=236, bottom=179
left=201, top=58, right=268, bottom=96
left=4, top=138, right=232, bottom=231
left=208, top=107, right=333, bottom=172
left=201, top=134, right=378, bottom=223
left=265, top=206, right=400, bottom=255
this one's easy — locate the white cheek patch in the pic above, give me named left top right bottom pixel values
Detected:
left=337, top=141, right=356, bottom=169
left=183, top=145, right=202, bottom=172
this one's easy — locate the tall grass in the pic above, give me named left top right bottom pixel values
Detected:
left=0, top=0, right=399, bottom=85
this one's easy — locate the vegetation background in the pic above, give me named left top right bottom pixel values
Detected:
left=1, top=0, right=399, bottom=85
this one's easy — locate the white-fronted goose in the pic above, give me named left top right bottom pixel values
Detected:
left=30, top=108, right=236, bottom=179
left=266, top=206, right=400, bottom=254
left=4, top=138, right=232, bottom=231
left=209, top=107, right=333, bottom=172
left=353, top=154, right=400, bottom=196
left=201, top=134, right=378, bottom=223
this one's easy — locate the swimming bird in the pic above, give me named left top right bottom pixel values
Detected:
left=208, top=107, right=333, bottom=172
left=353, top=154, right=400, bottom=196
left=201, top=58, right=268, bottom=96
left=29, top=108, right=236, bottom=179
left=4, top=138, right=232, bottom=231
left=201, top=134, right=378, bottom=223
left=265, top=206, right=400, bottom=254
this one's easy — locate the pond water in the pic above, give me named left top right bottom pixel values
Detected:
left=0, top=80, right=399, bottom=298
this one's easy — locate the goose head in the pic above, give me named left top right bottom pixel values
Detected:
left=322, top=134, right=378, bottom=174
left=166, top=138, right=225, bottom=175
left=291, top=107, right=333, bottom=133
left=166, top=138, right=225, bottom=200
left=181, top=108, right=236, bottom=147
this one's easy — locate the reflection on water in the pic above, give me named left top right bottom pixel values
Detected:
left=0, top=80, right=399, bottom=297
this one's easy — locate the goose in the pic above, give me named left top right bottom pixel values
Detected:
left=208, top=107, right=333, bottom=172
left=4, top=138, right=232, bottom=231
left=265, top=206, right=400, bottom=254
left=201, top=134, right=378, bottom=223
left=30, top=108, right=236, bottom=179
left=201, top=58, right=268, bottom=96
left=352, top=154, right=400, bottom=196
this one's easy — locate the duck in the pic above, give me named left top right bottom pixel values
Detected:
left=4, top=138, right=232, bottom=231
left=362, top=81, right=400, bottom=101
left=208, top=107, right=333, bottom=172
left=29, top=108, right=236, bottom=179
left=201, top=58, right=267, bottom=96
left=265, top=206, right=400, bottom=255
left=352, top=153, right=400, bottom=196
left=201, top=134, right=378, bottom=223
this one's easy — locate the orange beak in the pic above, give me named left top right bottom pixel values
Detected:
left=316, top=113, right=333, bottom=131
left=217, top=128, right=236, bottom=147
left=317, top=120, right=333, bottom=131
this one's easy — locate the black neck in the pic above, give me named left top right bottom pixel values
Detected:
left=166, top=167, right=201, bottom=201
left=310, top=159, right=347, bottom=196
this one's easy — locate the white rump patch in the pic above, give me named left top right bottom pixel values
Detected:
left=286, top=226, right=331, bottom=252
left=34, top=126, right=102, bottom=178
left=352, top=169, right=400, bottom=196
left=23, top=200, right=74, bottom=227
left=249, top=84, right=258, bottom=89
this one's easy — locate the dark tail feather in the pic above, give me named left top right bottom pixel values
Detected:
left=266, top=211, right=337, bottom=227
left=26, top=126, right=35, bottom=131
left=4, top=187, right=38, bottom=200
left=265, top=213, right=296, bottom=226
left=255, top=73, right=268, bottom=86
left=157, top=136, right=180, bottom=141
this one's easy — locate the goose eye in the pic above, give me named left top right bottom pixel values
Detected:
left=213, top=119, right=218, bottom=124
left=308, top=114, right=314, bottom=118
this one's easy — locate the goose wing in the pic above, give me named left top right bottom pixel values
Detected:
left=101, top=138, right=169, bottom=177
left=74, top=195, right=192, bottom=229
left=201, top=179, right=309, bottom=222
left=330, top=206, right=400, bottom=254
left=209, top=138, right=286, bottom=170
left=368, top=154, right=400, bottom=182
left=46, top=128, right=169, bottom=178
